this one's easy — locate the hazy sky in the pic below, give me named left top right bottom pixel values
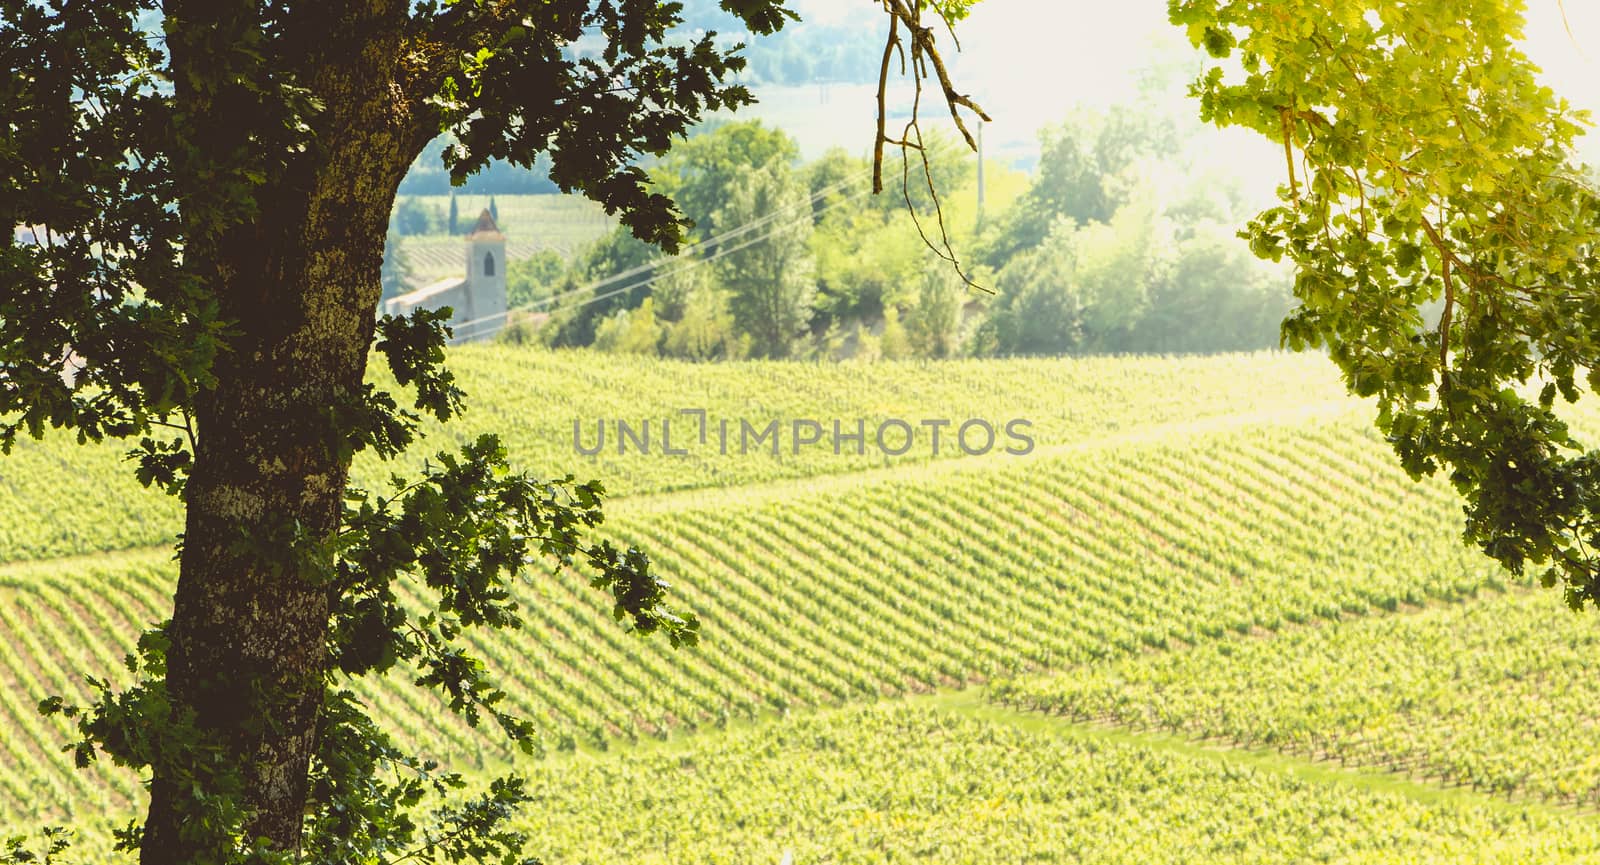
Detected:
left=755, top=1, right=1600, bottom=207
left=787, top=0, right=1600, bottom=112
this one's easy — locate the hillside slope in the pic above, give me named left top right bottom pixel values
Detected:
left=0, top=401, right=1500, bottom=831
left=8, top=350, right=1600, bottom=862
left=0, top=349, right=1348, bottom=562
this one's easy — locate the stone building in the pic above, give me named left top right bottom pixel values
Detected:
left=383, top=209, right=507, bottom=342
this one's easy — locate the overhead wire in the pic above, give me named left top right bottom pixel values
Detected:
left=436, top=140, right=963, bottom=339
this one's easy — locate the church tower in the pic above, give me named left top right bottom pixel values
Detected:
left=461, top=208, right=507, bottom=341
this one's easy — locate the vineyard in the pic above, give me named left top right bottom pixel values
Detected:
left=506, top=705, right=1600, bottom=864
left=394, top=194, right=617, bottom=284
left=991, top=588, right=1600, bottom=805
left=0, top=349, right=1347, bottom=562
left=5, top=349, right=1600, bottom=861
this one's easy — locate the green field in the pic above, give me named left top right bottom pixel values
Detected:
left=5, top=348, right=1600, bottom=861
left=514, top=704, right=1600, bottom=864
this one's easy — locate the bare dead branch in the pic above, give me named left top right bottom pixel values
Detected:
left=873, top=13, right=899, bottom=196
left=873, top=0, right=991, bottom=292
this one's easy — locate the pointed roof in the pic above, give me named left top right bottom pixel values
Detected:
left=466, top=208, right=504, bottom=240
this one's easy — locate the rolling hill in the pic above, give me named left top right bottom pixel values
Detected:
left=5, top=348, right=1600, bottom=862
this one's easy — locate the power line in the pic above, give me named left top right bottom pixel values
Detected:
left=534, top=157, right=882, bottom=304
left=556, top=183, right=876, bottom=314
left=442, top=141, right=964, bottom=338
left=446, top=179, right=871, bottom=337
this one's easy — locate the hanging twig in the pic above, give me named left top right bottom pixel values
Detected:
left=1558, top=0, right=1585, bottom=58
left=893, top=66, right=986, bottom=291
left=872, top=14, right=901, bottom=196
left=873, top=0, right=992, bottom=291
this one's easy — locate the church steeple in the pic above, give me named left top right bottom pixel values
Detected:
left=467, top=208, right=503, bottom=239
left=461, top=209, right=507, bottom=341
left=380, top=208, right=511, bottom=342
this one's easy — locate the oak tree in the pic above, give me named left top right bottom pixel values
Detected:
left=3, top=1, right=789, bottom=861
left=12, top=0, right=1597, bottom=861
left=714, top=158, right=818, bottom=357
left=1169, top=0, right=1600, bottom=605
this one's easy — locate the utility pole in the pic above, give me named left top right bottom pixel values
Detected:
left=976, top=120, right=986, bottom=228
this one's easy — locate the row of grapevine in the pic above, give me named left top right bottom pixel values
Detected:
left=992, top=587, right=1600, bottom=805
left=0, top=411, right=1508, bottom=829
left=510, top=705, right=1600, bottom=863
left=0, top=553, right=172, bottom=827
left=0, top=439, right=182, bottom=564
left=20, top=703, right=1600, bottom=864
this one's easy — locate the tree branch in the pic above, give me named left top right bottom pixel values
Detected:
left=873, top=13, right=900, bottom=196
left=872, top=0, right=991, bottom=291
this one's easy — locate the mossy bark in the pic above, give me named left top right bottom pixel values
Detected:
left=141, top=1, right=426, bottom=858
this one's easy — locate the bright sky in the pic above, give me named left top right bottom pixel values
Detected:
left=789, top=0, right=1600, bottom=107
left=757, top=0, right=1600, bottom=197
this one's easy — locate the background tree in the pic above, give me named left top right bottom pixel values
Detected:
left=714, top=160, right=818, bottom=358
left=877, top=305, right=913, bottom=360
left=977, top=216, right=1083, bottom=356
left=979, top=106, right=1178, bottom=270
left=448, top=190, right=460, bottom=235
left=906, top=265, right=967, bottom=359
left=1070, top=193, right=1163, bottom=353
left=662, top=287, right=746, bottom=360
left=805, top=146, right=867, bottom=220
left=544, top=225, right=660, bottom=348
left=1129, top=221, right=1293, bottom=354
left=593, top=296, right=666, bottom=354
left=394, top=196, right=440, bottom=236
left=810, top=205, right=928, bottom=328
left=806, top=145, right=964, bottom=332
left=866, top=128, right=976, bottom=218
left=505, top=248, right=567, bottom=309
left=651, top=120, right=800, bottom=244
left=0, top=0, right=791, bottom=861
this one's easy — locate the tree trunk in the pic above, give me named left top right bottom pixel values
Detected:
left=141, top=2, right=423, bottom=859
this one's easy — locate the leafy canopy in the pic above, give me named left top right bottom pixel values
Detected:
left=1171, top=0, right=1600, bottom=605
left=2, top=0, right=793, bottom=860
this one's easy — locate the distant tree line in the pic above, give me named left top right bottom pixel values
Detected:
left=495, top=108, right=1292, bottom=361
left=674, top=0, right=886, bottom=86
left=971, top=105, right=1294, bottom=356
left=396, top=135, right=559, bottom=195
left=389, top=192, right=506, bottom=238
